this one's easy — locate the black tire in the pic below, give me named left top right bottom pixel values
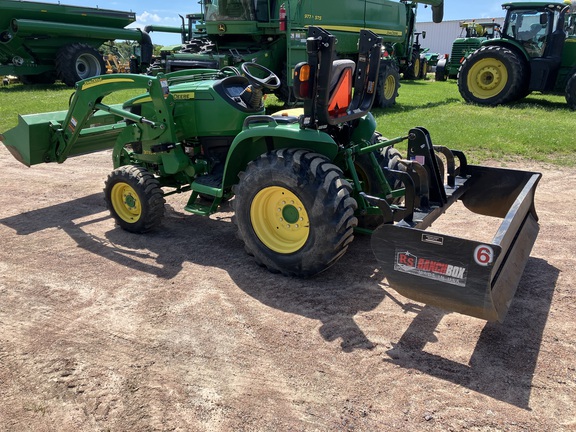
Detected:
left=380, top=145, right=404, bottom=193
left=435, top=58, right=447, bottom=82
left=565, top=73, right=576, bottom=110
left=232, top=149, right=358, bottom=277
left=458, top=45, right=525, bottom=106
left=56, top=43, right=106, bottom=87
left=104, top=165, right=165, bottom=233
left=375, top=62, right=400, bottom=108
left=419, top=58, right=429, bottom=79
left=404, top=51, right=421, bottom=80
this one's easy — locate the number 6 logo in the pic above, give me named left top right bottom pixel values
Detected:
left=474, top=245, right=494, bottom=266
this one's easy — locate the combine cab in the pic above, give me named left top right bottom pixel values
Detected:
left=1, top=27, right=541, bottom=322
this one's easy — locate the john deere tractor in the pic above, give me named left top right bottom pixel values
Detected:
left=1, top=27, right=542, bottom=323
left=458, top=1, right=576, bottom=108
left=435, top=20, right=501, bottom=81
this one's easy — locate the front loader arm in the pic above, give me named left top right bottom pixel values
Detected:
left=50, top=74, right=177, bottom=164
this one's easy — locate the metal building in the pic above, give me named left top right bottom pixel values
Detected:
left=416, top=18, right=504, bottom=57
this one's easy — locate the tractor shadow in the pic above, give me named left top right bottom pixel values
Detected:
left=384, top=257, right=559, bottom=409
left=0, top=193, right=559, bottom=403
left=0, top=193, right=385, bottom=353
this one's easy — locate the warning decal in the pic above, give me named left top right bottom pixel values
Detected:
left=394, top=250, right=468, bottom=287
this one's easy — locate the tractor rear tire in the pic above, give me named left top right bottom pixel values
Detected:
left=375, top=62, right=400, bottom=108
left=104, top=165, right=165, bottom=233
left=233, top=149, right=358, bottom=277
left=56, top=43, right=106, bottom=87
left=565, top=73, right=576, bottom=110
left=458, top=45, right=525, bottom=106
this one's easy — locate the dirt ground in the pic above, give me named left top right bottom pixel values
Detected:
left=0, top=143, right=574, bottom=432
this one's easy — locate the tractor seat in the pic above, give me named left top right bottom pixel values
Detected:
left=328, top=59, right=355, bottom=118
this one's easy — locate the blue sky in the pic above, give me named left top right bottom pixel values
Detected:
left=36, top=0, right=546, bottom=45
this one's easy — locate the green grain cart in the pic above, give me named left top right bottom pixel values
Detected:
left=0, top=0, right=153, bottom=85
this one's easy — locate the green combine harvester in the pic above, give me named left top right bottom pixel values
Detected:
left=0, top=0, right=153, bottom=85
left=1, top=27, right=542, bottom=323
left=145, top=0, right=445, bottom=107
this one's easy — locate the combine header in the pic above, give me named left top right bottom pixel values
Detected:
left=0, top=27, right=541, bottom=322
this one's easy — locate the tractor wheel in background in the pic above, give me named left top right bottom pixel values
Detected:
left=104, top=165, right=165, bottom=233
left=375, top=63, right=400, bottom=108
left=56, top=43, right=106, bottom=87
left=565, top=73, right=576, bottom=110
left=404, top=51, right=421, bottom=80
left=233, top=149, right=358, bottom=277
left=419, top=58, right=429, bottom=79
left=458, top=45, right=525, bottom=106
left=435, top=58, right=447, bottom=81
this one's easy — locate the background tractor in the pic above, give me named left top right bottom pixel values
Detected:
left=1, top=27, right=541, bottom=323
left=457, top=1, right=576, bottom=107
left=435, top=20, right=502, bottom=81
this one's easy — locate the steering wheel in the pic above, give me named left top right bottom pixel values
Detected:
left=240, top=62, right=281, bottom=90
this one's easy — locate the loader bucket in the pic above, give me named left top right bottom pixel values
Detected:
left=372, top=165, right=541, bottom=322
left=1, top=109, right=122, bottom=167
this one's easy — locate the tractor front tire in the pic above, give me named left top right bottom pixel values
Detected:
left=104, top=165, right=165, bottom=233
left=419, top=58, right=429, bottom=79
left=458, top=45, right=525, bottom=106
left=233, top=149, right=358, bottom=277
left=375, top=63, right=400, bottom=108
left=404, top=51, right=421, bottom=80
left=56, top=43, right=106, bottom=86
left=565, top=73, right=576, bottom=110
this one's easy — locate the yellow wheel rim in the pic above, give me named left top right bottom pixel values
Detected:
left=413, top=58, right=420, bottom=77
left=466, top=57, right=508, bottom=99
left=250, top=186, right=310, bottom=254
left=384, top=75, right=396, bottom=100
left=111, top=182, right=141, bottom=223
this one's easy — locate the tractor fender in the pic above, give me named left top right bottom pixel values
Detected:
left=221, top=118, right=339, bottom=190
left=480, top=39, right=531, bottom=63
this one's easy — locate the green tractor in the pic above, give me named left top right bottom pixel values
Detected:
left=458, top=1, right=576, bottom=107
left=435, top=21, right=501, bottom=81
left=1, top=27, right=542, bottom=323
